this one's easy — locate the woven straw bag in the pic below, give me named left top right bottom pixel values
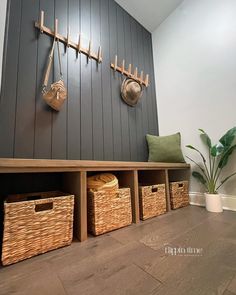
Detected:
left=42, top=39, right=67, bottom=111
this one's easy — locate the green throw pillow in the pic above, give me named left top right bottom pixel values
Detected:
left=146, top=133, right=185, bottom=163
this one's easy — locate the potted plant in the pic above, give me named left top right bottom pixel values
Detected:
left=186, top=127, right=236, bottom=213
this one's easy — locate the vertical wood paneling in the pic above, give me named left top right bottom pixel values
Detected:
left=117, top=6, right=130, bottom=161
left=91, top=0, right=103, bottom=160
left=0, top=0, right=21, bottom=157
left=1, top=0, right=158, bottom=162
left=101, top=0, right=113, bottom=160
left=127, top=14, right=138, bottom=161
left=51, top=0, right=68, bottom=159
left=133, top=20, right=144, bottom=161
left=140, top=26, right=149, bottom=160
left=67, top=0, right=81, bottom=159
left=143, top=28, right=155, bottom=135
left=14, top=0, right=39, bottom=157
left=80, top=0, right=93, bottom=160
left=109, top=0, right=122, bottom=160
left=34, top=0, right=54, bottom=159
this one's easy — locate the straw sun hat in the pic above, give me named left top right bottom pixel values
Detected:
left=87, top=173, right=119, bottom=192
left=121, top=78, right=143, bottom=107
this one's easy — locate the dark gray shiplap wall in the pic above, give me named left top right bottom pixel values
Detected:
left=0, top=0, right=158, bottom=161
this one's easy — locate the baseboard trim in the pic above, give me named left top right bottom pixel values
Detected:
left=189, top=192, right=236, bottom=212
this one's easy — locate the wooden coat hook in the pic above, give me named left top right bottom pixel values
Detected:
left=78, top=34, right=81, bottom=52
left=111, top=55, right=150, bottom=87
left=39, top=10, right=44, bottom=33
left=121, top=60, right=125, bottom=74
left=88, top=40, right=92, bottom=58
left=98, top=46, right=102, bottom=63
left=67, top=26, right=70, bottom=48
left=128, top=64, right=132, bottom=76
left=54, top=18, right=58, bottom=39
left=35, top=10, right=102, bottom=63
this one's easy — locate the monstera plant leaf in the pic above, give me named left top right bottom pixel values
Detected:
left=199, top=129, right=212, bottom=149
left=186, top=145, right=206, bottom=163
left=219, top=127, right=236, bottom=149
left=210, top=143, right=224, bottom=157
left=218, top=144, right=236, bottom=169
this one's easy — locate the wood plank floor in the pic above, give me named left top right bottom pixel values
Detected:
left=0, top=206, right=235, bottom=295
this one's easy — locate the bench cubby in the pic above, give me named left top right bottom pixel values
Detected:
left=0, top=159, right=190, bottom=243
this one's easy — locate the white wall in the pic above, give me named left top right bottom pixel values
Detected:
left=152, top=0, right=236, bottom=195
left=0, top=0, right=8, bottom=92
left=115, top=0, right=184, bottom=32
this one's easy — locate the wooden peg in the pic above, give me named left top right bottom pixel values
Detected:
left=134, top=67, right=138, bottom=78
left=78, top=34, right=81, bottom=52
left=145, top=74, right=149, bottom=86
left=39, top=10, right=44, bottom=33
left=114, top=55, right=118, bottom=71
left=128, top=64, right=132, bottom=76
left=140, top=71, right=144, bottom=82
left=88, top=40, right=92, bottom=58
left=54, top=18, right=58, bottom=39
left=67, top=26, right=70, bottom=48
left=98, top=46, right=102, bottom=63
left=121, top=60, right=125, bottom=74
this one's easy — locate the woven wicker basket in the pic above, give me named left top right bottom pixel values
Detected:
left=2, top=191, right=74, bottom=266
left=88, top=188, right=132, bottom=236
left=139, top=184, right=166, bottom=220
left=170, top=181, right=189, bottom=209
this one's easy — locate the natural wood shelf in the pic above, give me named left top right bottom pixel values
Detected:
left=0, top=158, right=190, bottom=173
left=0, top=159, right=190, bottom=242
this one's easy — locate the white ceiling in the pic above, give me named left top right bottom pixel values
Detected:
left=115, top=0, right=184, bottom=32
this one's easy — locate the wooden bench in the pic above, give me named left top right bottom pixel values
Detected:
left=0, top=158, right=190, bottom=241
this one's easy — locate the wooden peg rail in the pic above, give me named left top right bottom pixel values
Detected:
left=111, top=55, right=149, bottom=87
left=35, top=11, right=102, bottom=63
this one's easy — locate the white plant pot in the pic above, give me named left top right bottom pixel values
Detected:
left=205, top=193, right=223, bottom=213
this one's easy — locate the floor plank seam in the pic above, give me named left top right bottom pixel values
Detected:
left=107, top=233, right=129, bottom=246
left=56, top=273, right=69, bottom=295
left=134, top=263, right=164, bottom=286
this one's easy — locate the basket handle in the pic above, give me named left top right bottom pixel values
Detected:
left=35, top=202, right=53, bottom=212
left=151, top=186, right=158, bottom=193
left=178, top=183, right=184, bottom=188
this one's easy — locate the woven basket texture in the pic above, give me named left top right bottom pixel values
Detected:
left=139, top=184, right=166, bottom=220
left=170, top=181, right=189, bottom=209
left=2, top=191, right=74, bottom=266
left=88, top=188, right=132, bottom=236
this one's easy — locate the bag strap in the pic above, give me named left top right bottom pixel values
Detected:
left=56, top=40, right=63, bottom=79
left=42, top=39, right=63, bottom=93
left=42, top=38, right=56, bottom=92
